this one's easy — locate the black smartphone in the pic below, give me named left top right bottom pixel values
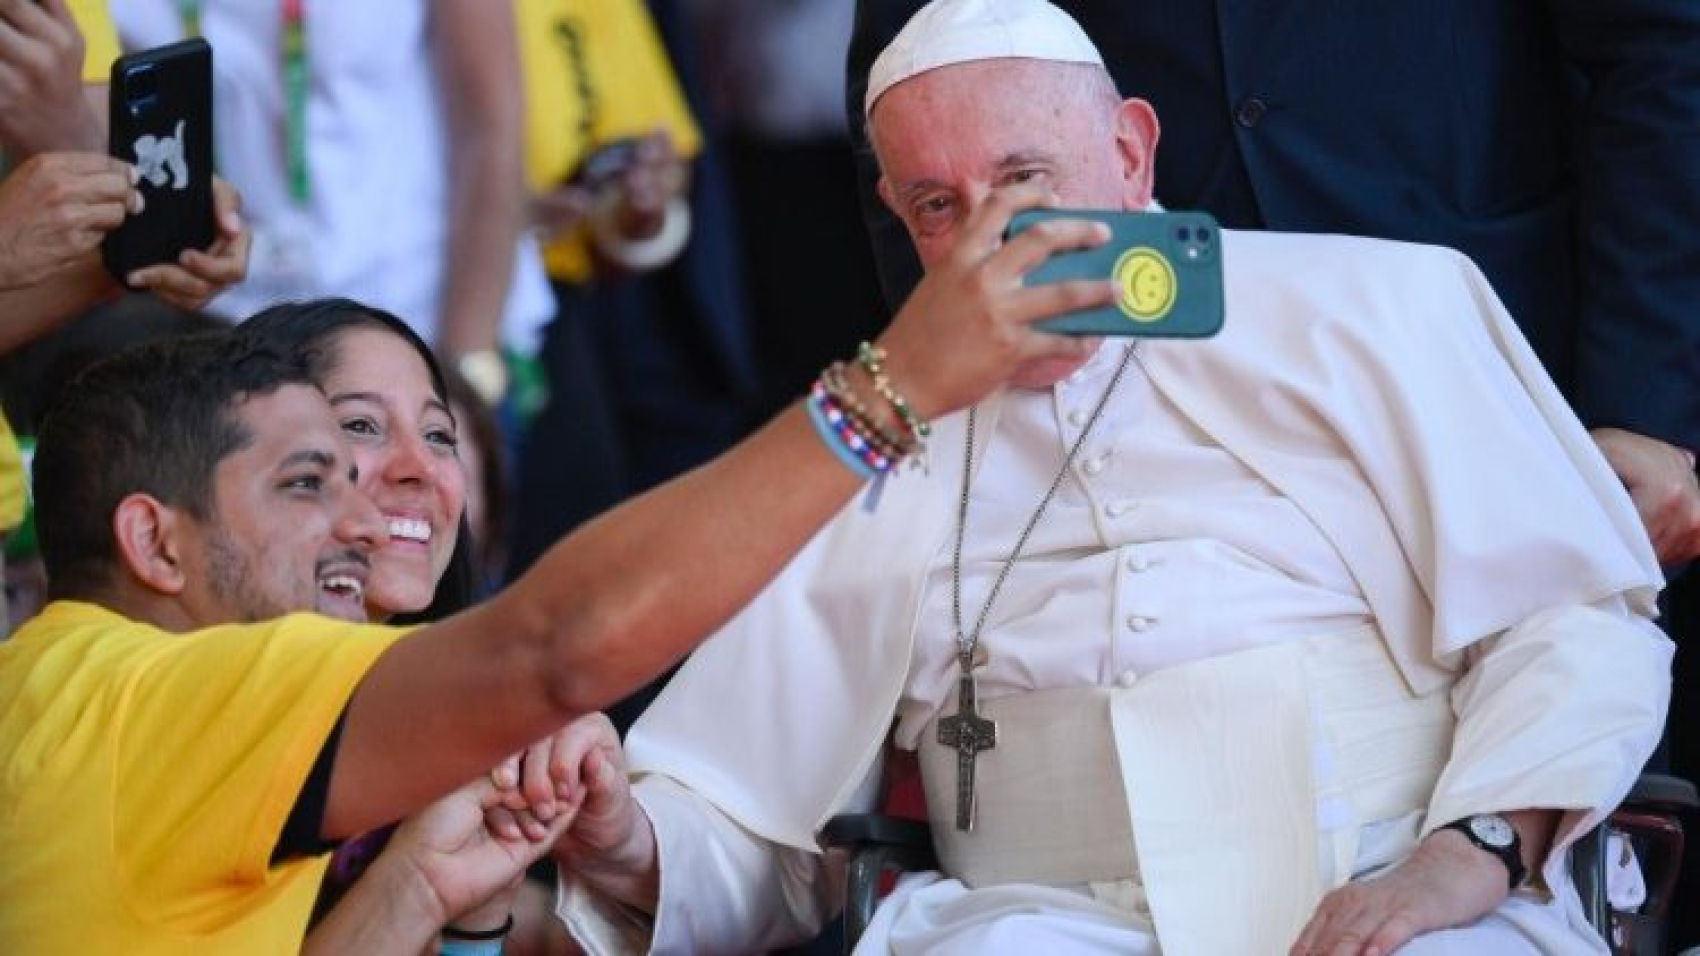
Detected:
left=103, top=38, right=216, bottom=279
left=1007, top=208, right=1226, bottom=338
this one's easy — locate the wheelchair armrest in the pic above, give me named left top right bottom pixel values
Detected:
left=1626, top=772, right=1699, bottom=812
left=823, top=814, right=936, bottom=856
left=1575, top=772, right=1697, bottom=954
left=822, top=814, right=938, bottom=953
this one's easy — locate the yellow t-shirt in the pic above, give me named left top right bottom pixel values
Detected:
left=517, top=0, right=702, bottom=283
left=0, top=601, right=405, bottom=954
left=68, top=0, right=120, bottom=82
left=0, top=414, right=23, bottom=532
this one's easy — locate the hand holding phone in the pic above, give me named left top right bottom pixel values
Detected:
left=569, top=138, right=642, bottom=194
left=102, top=38, right=216, bottom=281
left=1007, top=208, right=1225, bottom=338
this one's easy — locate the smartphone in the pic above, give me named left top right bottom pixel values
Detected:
left=568, top=137, right=641, bottom=193
left=1007, top=208, right=1225, bottom=337
left=103, top=38, right=216, bottom=279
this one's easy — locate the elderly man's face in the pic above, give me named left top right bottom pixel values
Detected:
left=173, top=385, right=385, bottom=625
left=872, top=58, right=1158, bottom=387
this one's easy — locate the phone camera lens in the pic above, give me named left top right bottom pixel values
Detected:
left=1196, top=227, right=1211, bottom=242
left=1176, top=226, right=1191, bottom=241
left=124, top=65, right=160, bottom=114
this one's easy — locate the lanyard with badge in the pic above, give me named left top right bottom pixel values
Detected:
left=177, top=0, right=317, bottom=297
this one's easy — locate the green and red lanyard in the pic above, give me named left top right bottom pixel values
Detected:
left=176, top=0, right=310, bottom=204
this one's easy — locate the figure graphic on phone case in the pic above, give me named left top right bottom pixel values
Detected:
left=132, top=120, right=188, bottom=190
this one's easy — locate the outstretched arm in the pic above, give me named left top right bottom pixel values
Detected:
left=325, top=184, right=1116, bottom=840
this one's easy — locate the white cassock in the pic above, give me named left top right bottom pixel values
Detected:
left=557, top=232, right=1672, bottom=955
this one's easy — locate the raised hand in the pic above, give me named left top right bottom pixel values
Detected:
left=598, top=131, right=687, bottom=242
left=0, top=0, right=101, bottom=155
left=873, top=180, right=1117, bottom=419
left=0, top=152, right=138, bottom=289
left=126, top=176, right=251, bottom=311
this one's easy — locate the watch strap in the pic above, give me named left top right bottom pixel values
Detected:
left=1440, top=815, right=1527, bottom=891
left=455, top=349, right=509, bottom=408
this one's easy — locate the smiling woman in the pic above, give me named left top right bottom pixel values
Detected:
left=239, top=299, right=494, bottom=936
left=241, top=299, right=475, bottom=625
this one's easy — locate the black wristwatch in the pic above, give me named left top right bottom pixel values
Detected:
left=1441, top=813, right=1527, bottom=890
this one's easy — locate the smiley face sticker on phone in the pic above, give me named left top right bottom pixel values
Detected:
left=1113, top=246, right=1177, bottom=323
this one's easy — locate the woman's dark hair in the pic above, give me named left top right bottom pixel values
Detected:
left=439, top=363, right=511, bottom=588
left=239, top=298, right=477, bottom=622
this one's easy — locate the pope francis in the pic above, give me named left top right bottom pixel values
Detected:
left=543, top=1, right=1674, bottom=953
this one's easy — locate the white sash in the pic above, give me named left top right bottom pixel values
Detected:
left=918, top=625, right=1455, bottom=956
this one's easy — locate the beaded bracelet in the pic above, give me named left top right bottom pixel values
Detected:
left=820, top=362, right=916, bottom=458
left=807, top=385, right=883, bottom=480
left=814, top=383, right=900, bottom=474
left=855, top=341, right=932, bottom=440
left=824, top=397, right=904, bottom=469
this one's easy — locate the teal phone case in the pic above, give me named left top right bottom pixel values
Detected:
left=1008, top=209, right=1225, bottom=337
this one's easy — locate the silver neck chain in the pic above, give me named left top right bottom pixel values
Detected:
left=950, top=343, right=1139, bottom=672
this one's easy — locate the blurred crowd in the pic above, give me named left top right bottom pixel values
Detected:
left=0, top=0, right=881, bottom=642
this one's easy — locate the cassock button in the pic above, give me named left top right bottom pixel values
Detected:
left=1116, top=669, right=1139, bottom=689
left=1067, top=409, right=1088, bottom=427
left=1082, top=454, right=1109, bottom=476
left=1236, top=96, right=1269, bottom=128
left=1105, top=499, right=1137, bottom=518
left=1126, top=615, right=1154, bottom=632
left=1126, top=553, right=1152, bottom=572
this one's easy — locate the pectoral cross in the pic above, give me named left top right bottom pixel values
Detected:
left=936, top=671, right=997, bottom=831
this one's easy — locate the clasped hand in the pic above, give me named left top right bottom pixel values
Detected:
left=383, top=713, right=623, bottom=927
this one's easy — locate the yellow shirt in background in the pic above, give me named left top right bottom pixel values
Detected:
left=0, top=415, right=21, bottom=532
left=517, top=0, right=701, bottom=283
left=69, top=0, right=121, bottom=81
left=0, top=602, right=404, bottom=953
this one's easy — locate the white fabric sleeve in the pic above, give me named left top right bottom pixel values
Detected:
left=556, top=774, right=840, bottom=955
left=1423, top=600, right=1673, bottom=886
